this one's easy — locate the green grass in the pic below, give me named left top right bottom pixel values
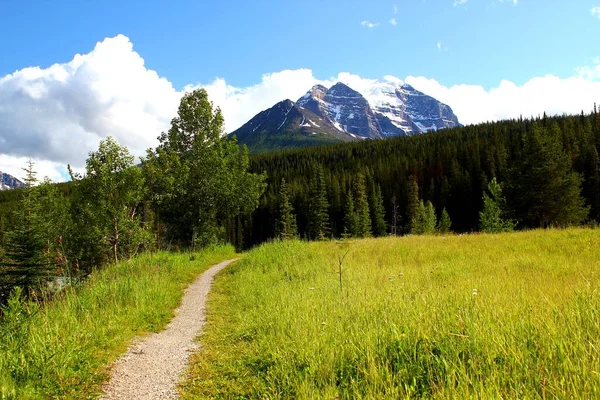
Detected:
left=0, top=245, right=236, bottom=399
left=182, top=229, right=600, bottom=399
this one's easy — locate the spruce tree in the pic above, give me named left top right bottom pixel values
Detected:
left=480, top=178, right=515, bottom=233
left=1, top=161, right=52, bottom=295
left=423, top=201, right=437, bottom=234
left=370, top=184, right=387, bottom=237
left=512, top=123, right=589, bottom=227
left=307, top=165, right=330, bottom=241
left=353, top=173, right=371, bottom=237
left=437, top=207, right=452, bottom=234
left=274, top=178, right=297, bottom=240
left=407, top=176, right=420, bottom=234
left=343, top=190, right=357, bottom=238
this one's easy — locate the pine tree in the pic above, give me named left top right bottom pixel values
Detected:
left=407, top=176, right=420, bottom=234
left=423, top=201, right=437, bottom=234
left=480, top=178, right=515, bottom=233
left=0, top=161, right=52, bottom=295
left=343, top=190, right=357, bottom=238
left=437, top=207, right=452, bottom=234
left=512, top=124, right=589, bottom=227
left=307, top=165, right=330, bottom=241
left=353, top=173, right=371, bottom=237
left=274, top=178, right=297, bottom=240
left=370, top=184, right=387, bottom=236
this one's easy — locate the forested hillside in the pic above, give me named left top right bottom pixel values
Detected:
left=239, top=110, right=600, bottom=247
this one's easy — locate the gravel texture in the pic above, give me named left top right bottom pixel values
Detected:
left=101, top=259, right=238, bottom=399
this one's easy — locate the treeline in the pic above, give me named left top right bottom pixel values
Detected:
left=0, top=89, right=265, bottom=302
left=239, top=110, right=600, bottom=247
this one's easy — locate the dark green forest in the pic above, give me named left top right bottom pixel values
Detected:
left=1, top=98, right=600, bottom=301
left=240, top=109, right=600, bottom=247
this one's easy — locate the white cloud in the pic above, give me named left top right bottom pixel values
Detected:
left=390, top=18, right=397, bottom=26
left=405, top=74, right=600, bottom=125
left=0, top=35, right=180, bottom=180
left=437, top=42, right=442, bottom=51
left=2, top=34, right=600, bottom=181
left=360, top=21, right=379, bottom=28
left=394, top=4, right=398, bottom=14
left=453, top=0, right=467, bottom=6
left=592, top=6, right=600, bottom=19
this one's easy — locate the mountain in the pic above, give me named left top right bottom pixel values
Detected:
left=229, top=99, right=357, bottom=152
left=230, top=76, right=461, bottom=152
left=1, top=172, right=25, bottom=191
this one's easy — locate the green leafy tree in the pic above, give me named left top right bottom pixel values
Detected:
left=370, top=184, right=387, bottom=237
left=0, top=161, right=52, bottom=296
left=70, top=137, right=151, bottom=265
left=145, top=89, right=266, bottom=247
left=307, top=165, right=330, bottom=241
left=343, top=190, right=357, bottom=238
left=480, top=178, right=515, bottom=233
left=407, top=176, right=420, bottom=234
left=274, top=178, right=297, bottom=240
left=353, top=173, right=371, bottom=238
left=437, top=207, right=452, bottom=234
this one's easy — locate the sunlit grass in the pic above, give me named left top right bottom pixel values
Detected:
left=0, top=245, right=236, bottom=399
left=183, top=229, right=600, bottom=399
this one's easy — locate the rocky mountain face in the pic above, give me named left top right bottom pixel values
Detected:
left=230, top=76, right=461, bottom=152
left=230, top=99, right=356, bottom=153
left=1, top=172, right=25, bottom=190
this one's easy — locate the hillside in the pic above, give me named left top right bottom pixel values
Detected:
left=238, top=111, right=600, bottom=247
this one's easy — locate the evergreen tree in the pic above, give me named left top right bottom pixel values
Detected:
left=512, top=124, right=589, bottom=227
left=407, top=176, right=420, bottom=234
left=480, top=178, right=515, bottom=233
left=437, top=207, right=452, bottom=234
left=0, top=161, right=52, bottom=296
left=343, top=190, right=357, bottom=238
left=370, top=184, right=387, bottom=236
left=353, top=173, right=371, bottom=237
left=307, top=165, right=330, bottom=240
left=274, top=178, right=297, bottom=240
left=423, top=201, right=437, bottom=234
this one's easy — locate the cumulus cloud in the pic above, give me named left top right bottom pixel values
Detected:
left=390, top=18, right=397, bottom=26
left=405, top=74, right=600, bottom=125
left=453, top=0, right=467, bottom=6
left=592, top=6, right=600, bottom=20
left=0, top=35, right=180, bottom=181
left=2, top=34, right=600, bottom=181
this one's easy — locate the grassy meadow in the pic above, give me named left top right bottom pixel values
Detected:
left=0, top=245, right=236, bottom=399
left=182, top=229, right=600, bottom=399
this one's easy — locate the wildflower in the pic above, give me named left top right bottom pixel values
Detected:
left=472, top=288, right=478, bottom=296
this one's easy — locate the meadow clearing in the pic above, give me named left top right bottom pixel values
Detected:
left=182, top=229, right=600, bottom=399
left=0, top=245, right=236, bottom=399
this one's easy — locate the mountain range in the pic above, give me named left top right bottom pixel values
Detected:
left=1, top=172, right=25, bottom=191
left=229, top=76, right=461, bottom=152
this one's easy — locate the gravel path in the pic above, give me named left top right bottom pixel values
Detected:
left=101, top=259, right=238, bottom=400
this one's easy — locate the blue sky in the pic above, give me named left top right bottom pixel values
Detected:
left=1, top=0, right=600, bottom=181
left=1, top=0, right=598, bottom=89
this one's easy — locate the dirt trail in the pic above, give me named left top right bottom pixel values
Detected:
left=101, top=258, right=238, bottom=400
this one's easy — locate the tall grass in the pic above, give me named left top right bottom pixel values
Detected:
left=0, top=245, right=236, bottom=399
left=182, top=229, right=600, bottom=399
